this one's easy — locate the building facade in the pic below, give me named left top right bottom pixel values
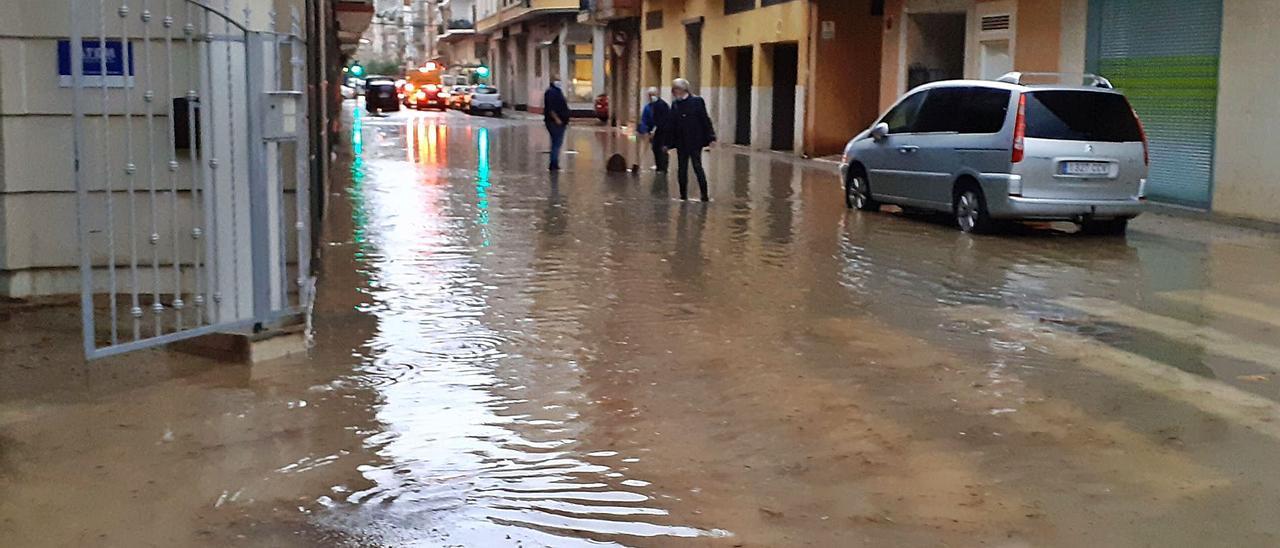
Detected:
left=876, top=0, right=1276, bottom=223
left=476, top=0, right=607, bottom=111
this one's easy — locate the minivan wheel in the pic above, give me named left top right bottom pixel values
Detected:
left=846, top=174, right=878, bottom=211
left=954, top=188, right=995, bottom=234
left=1079, top=218, right=1129, bottom=236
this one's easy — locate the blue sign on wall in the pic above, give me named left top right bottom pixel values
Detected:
left=58, top=39, right=135, bottom=87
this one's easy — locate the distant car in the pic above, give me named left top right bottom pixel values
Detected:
left=594, top=94, right=609, bottom=122
left=468, top=85, right=502, bottom=116
left=840, top=72, right=1148, bottom=235
left=340, top=84, right=356, bottom=100
left=364, top=78, right=400, bottom=114
left=408, top=82, right=448, bottom=110
left=449, top=85, right=474, bottom=110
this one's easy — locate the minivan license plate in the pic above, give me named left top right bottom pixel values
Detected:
left=1061, top=161, right=1110, bottom=176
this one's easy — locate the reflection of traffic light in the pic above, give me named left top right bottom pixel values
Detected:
left=476, top=65, right=490, bottom=78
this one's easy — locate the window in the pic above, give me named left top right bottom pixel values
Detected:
left=645, top=10, right=663, bottom=30
left=914, top=88, right=965, bottom=133
left=761, top=0, right=792, bottom=6
left=724, top=0, right=754, bottom=16
left=476, top=86, right=498, bottom=94
left=881, top=91, right=926, bottom=134
left=957, top=87, right=1011, bottom=134
left=1024, top=91, right=1143, bottom=142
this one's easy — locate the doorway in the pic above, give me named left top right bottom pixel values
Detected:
left=905, top=12, right=965, bottom=90
left=770, top=43, right=798, bottom=151
left=733, top=47, right=752, bottom=146
left=685, top=22, right=703, bottom=93
left=644, top=50, right=662, bottom=89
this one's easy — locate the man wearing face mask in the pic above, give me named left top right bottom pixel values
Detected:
left=636, top=87, right=670, bottom=172
left=660, top=78, right=715, bottom=201
left=544, top=76, right=572, bottom=171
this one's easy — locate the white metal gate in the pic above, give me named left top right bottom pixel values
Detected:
left=68, top=0, right=311, bottom=359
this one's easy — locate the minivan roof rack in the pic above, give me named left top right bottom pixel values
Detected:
left=996, top=71, right=1114, bottom=89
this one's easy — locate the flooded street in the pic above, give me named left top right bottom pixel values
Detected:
left=6, top=105, right=1280, bottom=547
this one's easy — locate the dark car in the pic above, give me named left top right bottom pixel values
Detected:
left=364, top=77, right=400, bottom=114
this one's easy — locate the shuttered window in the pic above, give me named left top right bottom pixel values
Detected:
left=1090, top=0, right=1223, bottom=209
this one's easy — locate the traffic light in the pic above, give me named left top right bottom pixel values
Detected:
left=349, top=63, right=364, bottom=77
left=476, top=65, right=490, bottom=78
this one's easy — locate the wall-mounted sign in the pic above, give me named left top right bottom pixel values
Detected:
left=821, top=21, right=836, bottom=40
left=57, top=39, right=135, bottom=88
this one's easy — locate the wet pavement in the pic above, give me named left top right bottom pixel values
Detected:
left=5, top=104, right=1280, bottom=547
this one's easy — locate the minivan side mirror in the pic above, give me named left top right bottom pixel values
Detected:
left=870, top=122, right=889, bottom=142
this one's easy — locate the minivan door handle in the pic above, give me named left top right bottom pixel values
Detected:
left=897, top=146, right=919, bottom=155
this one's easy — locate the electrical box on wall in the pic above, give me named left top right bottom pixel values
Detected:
left=263, top=91, right=303, bottom=141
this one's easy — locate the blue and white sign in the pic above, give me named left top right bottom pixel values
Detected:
left=58, top=39, right=135, bottom=88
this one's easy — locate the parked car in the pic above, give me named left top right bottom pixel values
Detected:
left=449, top=85, right=474, bottom=110
left=468, top=86, right=502, bottom=116
left=594, top=93, right=609, bottom=122
left=340, top=84, right=356, bottom=100
left=364, top=77, right=400, bottom=114
left=840, top=73, right=1148, bottom=235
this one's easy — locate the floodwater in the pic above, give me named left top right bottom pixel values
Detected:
left=4, top=105, right=1280, bottom=547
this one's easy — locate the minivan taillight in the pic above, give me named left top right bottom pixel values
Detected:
left=1012, top=94, right=1027, bottom=163
left=1132, top=106, right=1149, bottom=166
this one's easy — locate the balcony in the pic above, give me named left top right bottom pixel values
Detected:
left=582, top=0, right=640, bottom=21
left=475, top=0, right=580, bottom=34
left=335, top=0, right=376, bottom=53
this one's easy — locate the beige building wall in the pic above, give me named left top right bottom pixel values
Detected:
left=0, top=0, right=304, bottom=298
left=879, top=0, right=1067, bottom=111
left=1211, top=0, right=1280, bottom=223
left=640, top=0, right=810, bottom=153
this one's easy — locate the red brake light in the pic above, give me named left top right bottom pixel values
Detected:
left=1012, top=94, right=1027, bottom=163
left=1132, top=106, right=1149, bottom=166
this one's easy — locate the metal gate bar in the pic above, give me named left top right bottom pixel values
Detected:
left=70, top=0, right=311, bottom=359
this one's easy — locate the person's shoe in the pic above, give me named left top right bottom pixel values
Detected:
left=700, top=196, right=710, bottom=202
left=549, top=165, right=560, bottom=172
left=680, top=196, right=689, bottom=201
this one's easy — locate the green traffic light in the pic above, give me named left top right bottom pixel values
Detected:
left=350, top=64, right=364, bottom=77
left=476, top=66, right=490, bottom=77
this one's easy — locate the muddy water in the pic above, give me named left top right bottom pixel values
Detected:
left=4, top=107, right=1280, bottom=547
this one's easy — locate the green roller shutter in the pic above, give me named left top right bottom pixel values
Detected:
left=1088, top=0, right=1222, bottom=209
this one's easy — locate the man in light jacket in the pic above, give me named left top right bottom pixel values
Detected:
left=661, top=78, right=715, bottom=201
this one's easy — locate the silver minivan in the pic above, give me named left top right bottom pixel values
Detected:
left=839, top=73, right=1148, bottom=235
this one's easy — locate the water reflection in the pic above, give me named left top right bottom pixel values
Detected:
left=324, top=112, right=726, bottom=545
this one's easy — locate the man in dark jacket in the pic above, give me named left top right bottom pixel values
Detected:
left=637, top=87, right=670, bottom=172
left=544, top=76, right=572, bottom=171
left=661, top=78, right=715, bottom=201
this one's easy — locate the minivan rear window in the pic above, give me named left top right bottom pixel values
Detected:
left=1024, top=91, right=1143, bottom=142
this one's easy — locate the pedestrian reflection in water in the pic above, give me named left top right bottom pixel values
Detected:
left=670, top=204, right=709, bottom=287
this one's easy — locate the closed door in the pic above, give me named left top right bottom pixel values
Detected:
left=904, top=87, right=966, bottom=205
left=1091, top=0, right=1222, bottom=208
left=865, top=90, right=927, bottom=198
left=770, top=43, right=798, bottom=151
left=734, top=48, right=752, bottom=145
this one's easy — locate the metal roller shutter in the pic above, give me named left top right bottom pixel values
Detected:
left=1091, top=0, right=1222, bottom=209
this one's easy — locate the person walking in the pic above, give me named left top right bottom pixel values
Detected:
left=661, top=78, right=715, bottom=201
left=544, top=76, right=572, bottom=171
left=636, top=87, right=670, bottom=172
